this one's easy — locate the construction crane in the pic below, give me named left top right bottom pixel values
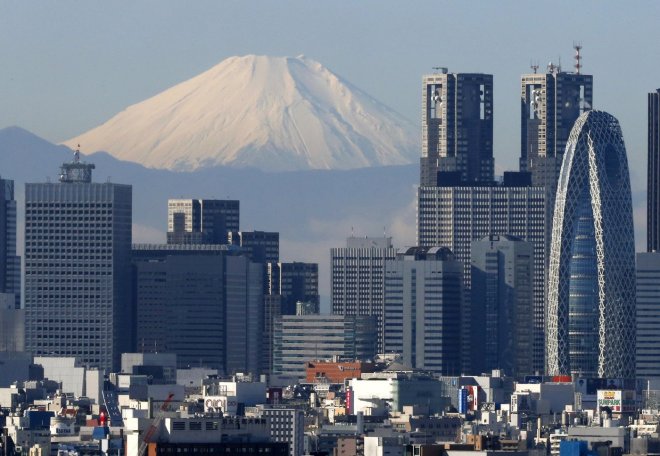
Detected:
left=138, top=393, right=176, bottom=456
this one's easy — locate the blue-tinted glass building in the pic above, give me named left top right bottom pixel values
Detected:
left=547, top=111, right=636, bottom=378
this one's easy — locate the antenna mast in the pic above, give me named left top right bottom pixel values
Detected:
left=573, top=42, right=583, bottom=75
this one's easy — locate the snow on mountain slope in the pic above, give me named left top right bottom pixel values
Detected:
left=64, top=55, right=419, bottom=171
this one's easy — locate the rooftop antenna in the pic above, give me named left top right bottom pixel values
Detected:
left=530, top=61, right=539, bottom=74
left=557, top=56, right=562, bottom=73
left=74, top=144, right=81, bottom=163
left=432, top=66, right=448, bottom=74
left=573, top=42, right=583, bottom=74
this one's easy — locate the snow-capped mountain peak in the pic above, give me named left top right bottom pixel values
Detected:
left=64, top=55, right=419, bottom=172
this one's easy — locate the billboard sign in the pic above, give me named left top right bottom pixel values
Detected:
left=597, top=390, right=635, bottom=413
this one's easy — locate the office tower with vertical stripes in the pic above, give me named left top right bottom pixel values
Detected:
left=648, top=89, right=660, bottom=252
left=420, top=70, right=494, bottom=187
left=331, top=237, right=397, bottom=353
left=24, top=155, right=132, bottom=371
left=0, top=177, right=20, bottom=309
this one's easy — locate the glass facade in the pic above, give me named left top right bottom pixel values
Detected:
left=567, top=187, right=599, bottom=376
left=547, top=110, right=636, bottom=378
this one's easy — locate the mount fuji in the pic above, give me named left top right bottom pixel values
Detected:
left=64, top=55, right=419, bottom=172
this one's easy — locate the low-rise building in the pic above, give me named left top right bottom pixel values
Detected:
left=273, top=314, right=377, bottom=381
left=306, top=359, right=376, bottom=384
left=349, top=369, right=448, bottom=416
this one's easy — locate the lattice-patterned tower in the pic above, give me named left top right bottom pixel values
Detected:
left=547, top=110, right=636, bottom=378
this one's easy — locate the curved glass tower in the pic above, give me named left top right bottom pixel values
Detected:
left=547, top=110, right=636, bottom=378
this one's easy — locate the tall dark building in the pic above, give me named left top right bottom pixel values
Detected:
left=267, top=262, right=319, bottom=315
left=228, top=231, right=279, bottom=263
left=420, top=70, right=494, bottom=186
left=167, top=199, right=239, bottom=245
left=471, top=235, right=533, bottom=376
left=417, top=184, right=546, bottom=373
left=132, top=244, right=263, bottom=374
left=520, top=63, right=592, bottom=248
left=0, top=177, right=20, bottom=309
left=24, top=155, right=132, bottom=371
left=648, top=89, right=660, bottom=252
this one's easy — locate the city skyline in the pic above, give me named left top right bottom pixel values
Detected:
left=0, top=3, right=657, bottom=178
left=1, top=4, right=659, bottom=456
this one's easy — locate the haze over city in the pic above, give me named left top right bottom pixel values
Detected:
left=1, top=3, right=660, bottom=456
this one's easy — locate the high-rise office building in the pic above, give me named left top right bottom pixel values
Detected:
left=0, top=177, right=20, bottom=309
left=272, top=314, right=377, bottom=380
left=24, top=155, right=132, bottom=371
left=267, top=262, right=319, bottom=315
left=331, top=237, right=397, bottom=353
left=167, top=199, right=239, bottom=245
left=520, top=64, right=593, bottom=283
left=383, top=247, right=462, bottom=376
left=636, top=252, right=660, bottom=378
left=228, top=231, right=279, bottom=264
left=417, top=183, right=546, bottom=373
left=648, top=89, right=660, bottom=252
left=420, top=70, right=493, bottom=186
left=132, top=244, right=263, bottom=374
left=520, top=65, right=593, bottom=190
left=471, top=235, right=533, bottom=376
left=547, top=111, right=636, bottom=379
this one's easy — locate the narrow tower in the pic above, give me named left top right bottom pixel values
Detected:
left=648, top=89, right=660, bottom=252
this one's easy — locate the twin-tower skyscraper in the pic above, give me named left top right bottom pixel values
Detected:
left=418, top=57, right=636, bottom=378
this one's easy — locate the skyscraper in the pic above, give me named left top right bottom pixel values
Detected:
left=420, top=70, right=494, bottom=186
left=648, top=89, right=660, bottom=252
left=24, top=155, right=132, bottom=371
left=383, top=247, right=462, bottom=375
left=520, top=66, right=593, bottom=187
left=471, top=235, right=533, bottom=376
left=167, top=199, right=239, bottom=245
left=0, top=177, right=20, bottom=309
left=636, top=252, right=660, bottom=378
left=228, top=231, right=279, bottom=264
left=267, top=262, right=319, bottom=315
left=417, top=183, right=546, bottom=373
left=134, top=242, right=264, bottom=374
left=331, top=237, right=397, bottom=353
left=547, top=110, right=636, bottom=379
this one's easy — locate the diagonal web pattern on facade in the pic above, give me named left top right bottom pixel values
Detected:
left=547, top=110, right=636, bottom=379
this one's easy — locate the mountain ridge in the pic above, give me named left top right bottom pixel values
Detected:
left=64, top=55, right=419, bottom=172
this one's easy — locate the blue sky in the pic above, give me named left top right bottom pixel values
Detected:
left=1, top=0, right=658, bottom=184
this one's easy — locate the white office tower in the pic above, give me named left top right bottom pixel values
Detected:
left=24, top=154, right=132, bottom=371
left=331, top=237, right=397, bottom=353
